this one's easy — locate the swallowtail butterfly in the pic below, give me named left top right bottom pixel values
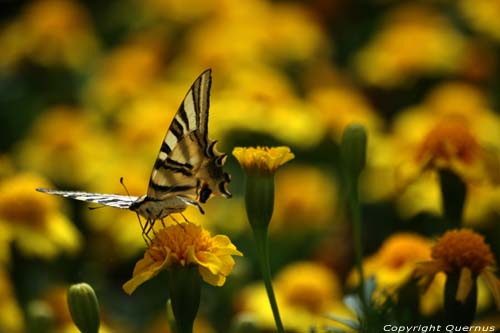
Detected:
left=37, top=69, right=231, bottom=240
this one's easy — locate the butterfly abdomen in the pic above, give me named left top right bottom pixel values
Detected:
left=130, top=196, right=190, bottom=220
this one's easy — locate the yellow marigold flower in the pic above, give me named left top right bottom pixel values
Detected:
left=233, top=146, right=294, bottom=175
left=0, top=0, right=98, bottom=70
left=209, top=66, right=323, bottom=148
left=237, top=261, right=352, bottom=332
left=348, top=233, right=446, bottom=315
left=123, top=222, right=242, bottom=294
left=271, top=166, right=337, bottom=232
left=354, top=4, right=465, bottom=87
left=349, top=233, right=431, bottom=288
left=0, top=173, right=81, bottom=259
left=460, top=0, right=500, bottom=41
left=415, top=229, right=500, bottom=308
left=0, top=269, right=24, bottom=332
left=82, top=34, right=165, bottom=112
left=274, top=262, right=342, bottom=314
left=308, top=85, right=382, bottom=142
left=362, top=82, right=500, bottom=225
left=18, top=106, right=113, bottom=187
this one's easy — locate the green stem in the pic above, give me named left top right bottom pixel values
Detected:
left=349, top=179, right=366, bottom=305
left=438, top=169, right=466, bottom=228
left=254, top=227, right=285, bottom=333
left=168, top=266, right=201, bottom=333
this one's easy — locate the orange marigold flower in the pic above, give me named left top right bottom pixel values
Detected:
left=232, top=146, right=294, bottom=175
left=123, top=223, right=242, bottom=294
left=415, top=229, right=500, bottom=308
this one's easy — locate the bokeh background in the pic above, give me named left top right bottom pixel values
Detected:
left=2, top=0, right=500, bottom=332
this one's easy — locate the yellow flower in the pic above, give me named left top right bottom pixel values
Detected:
left=0, top=173, right=81, bottom=259
left=232, top=146, right=294, bottom=175
left=0, top=0, right=98, bottom=70
left=460, top=0, right=500, bottom=41
left=348, top=233, right=445, bottom=315
left=415, top=229, right=500, bottom=308
left=123, top=222, right=242, bottom=294
left=361, top=82, right=500, bottom=225
left=271, top=166, right=338, bottom=232
left=18, top=106, right=113, bottom=187
left=0, top=269, right=23, bottom=332
left=237, top=261, right=352, bottom=332
left=354, top=4, right=465, bottom=87
left=308, top=85, right=383, bottom=142
left=82, top=33, right=165, bottom=112
left=210, top=66, right=324, bottom=148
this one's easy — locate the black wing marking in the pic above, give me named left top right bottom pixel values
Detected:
left=36, top=188, right=139, bottom=209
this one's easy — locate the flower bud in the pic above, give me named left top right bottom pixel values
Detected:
left=340, top=124, right=367, bottom=184
left=67, top=283, right=100, bottom=333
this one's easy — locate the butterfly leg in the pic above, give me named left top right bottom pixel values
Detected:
left=169, top=215, right=186, bottom=230
left=135, top=213, right=152, bottom=246
left=143, top=220, right=156, bottom=242
left=169, top=214, right=181, bottom=225
left=180, top=213, right=191, bottom=223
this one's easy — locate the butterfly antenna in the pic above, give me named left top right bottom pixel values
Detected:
left=120, top=177, right=132, bottom=197
left=88, top=205, right=106, bottom=210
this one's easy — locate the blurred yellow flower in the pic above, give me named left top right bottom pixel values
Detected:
left=348, top=233, right=447, bottom=315
left=233, top=146, right=294, bottom=175
left=0, top=269, right=24, bottom=332
left=182, top=0, right=327, bottom=67
left=138, top=0, right=216, bottom=23
left=355, top=5, right=465, bottom=87
left=0, top=173, right=81, bottom=259
left=18, top=106, right=114, bottom=187
left=271, top=166, right=338, bottom=231
left=415, top=229, right=500, bottom=308
left=210, top=66, right=324, bottom=148
left=114, top=82, right=187, bottom=159
left=460, top=0, right=500, bottom=41
left=237, top=261, right=352, bottom=332
left=0, top=0, right=98, bottom=70
left=83, top=34, right=166, bottom=112
left=362, top=82, right=500, bottom=224
left=123, top=222, right=242, bottom=294
left=308, top=85, right=383, bottom=142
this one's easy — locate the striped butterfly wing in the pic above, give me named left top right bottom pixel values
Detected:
left=36, top=188, right=139, bottom=209
left=147, top=69, right=212, bottom=200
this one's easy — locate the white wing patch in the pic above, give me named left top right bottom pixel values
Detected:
left=183, top=90, right=197, bottom=130
left=36, top=188, right=139, bottom=209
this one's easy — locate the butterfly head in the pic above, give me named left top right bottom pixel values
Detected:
left=199, top=141, right=232, bottom=203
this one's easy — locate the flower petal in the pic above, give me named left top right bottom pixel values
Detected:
left=480, top=268, right=500, bottom=310
left=456, top=267, right=473, bottom=303
left=123, top=253, right=170, bottom=295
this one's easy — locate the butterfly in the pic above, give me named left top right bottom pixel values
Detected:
left=37, top=69, right=231, bottom=242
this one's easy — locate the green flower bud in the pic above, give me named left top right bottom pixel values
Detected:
left=340, top=123, right=367, bottom=185
left=67, top=283, right=100, bottom=333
